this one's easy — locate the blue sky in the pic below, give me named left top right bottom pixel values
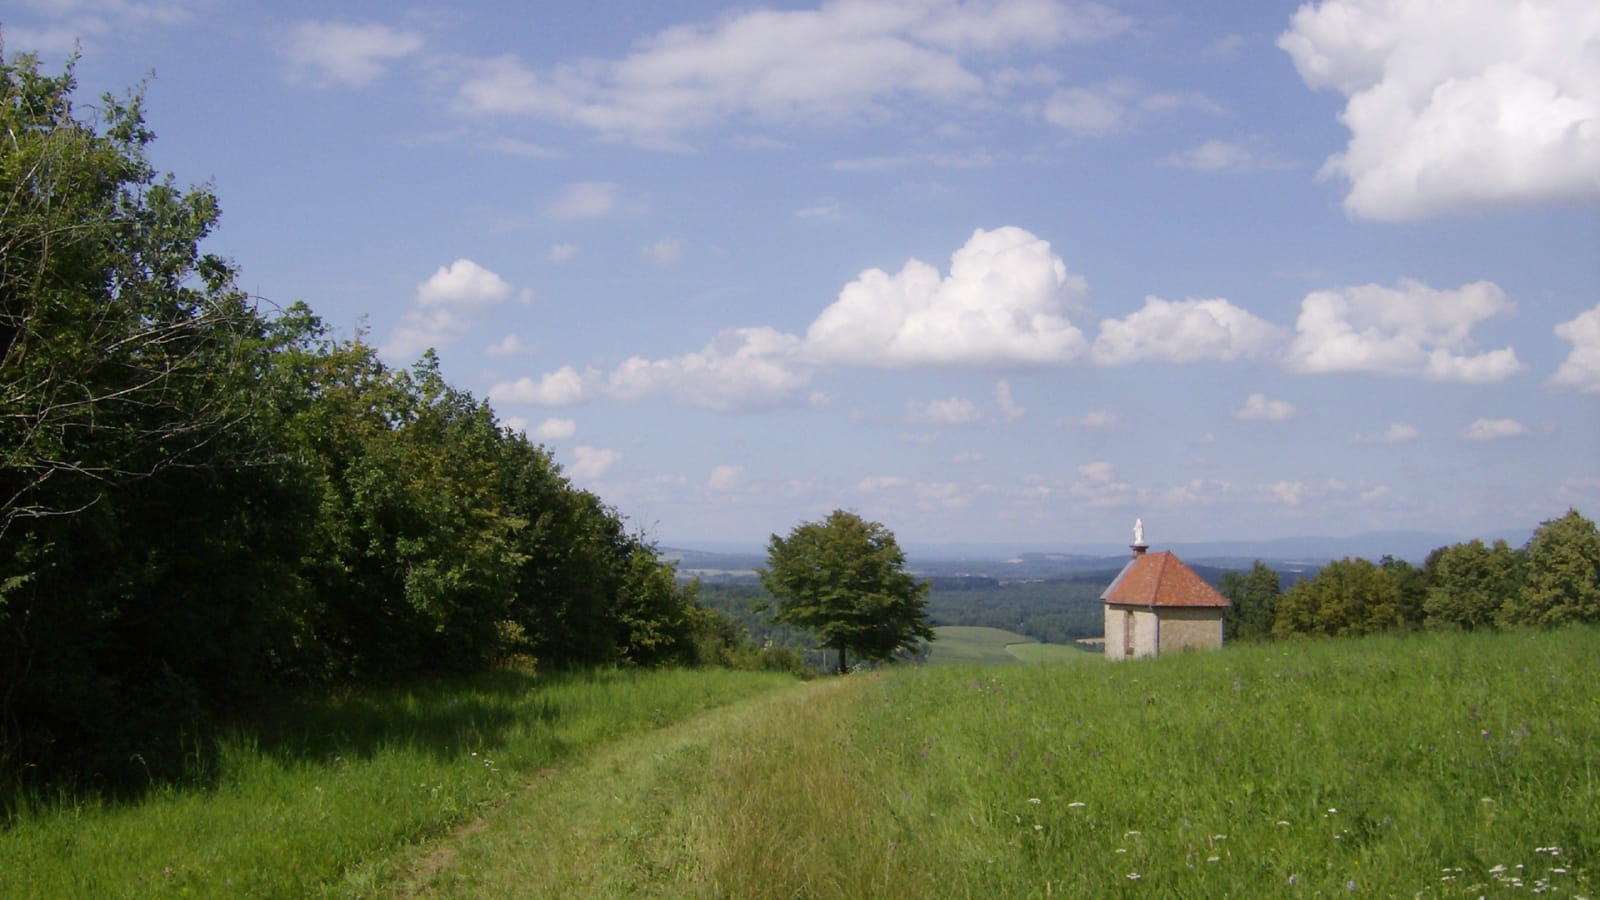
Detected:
left=8, top=0, right=1598, bottom=548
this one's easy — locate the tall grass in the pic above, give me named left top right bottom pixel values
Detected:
left=842, top=627, right=1599, bottom=897
left=0, top=667, right=794, bottom=897
left=425, top=627, right=1598, bottom=898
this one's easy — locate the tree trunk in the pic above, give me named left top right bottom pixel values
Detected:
left=836, top=642, right=848, bottom=674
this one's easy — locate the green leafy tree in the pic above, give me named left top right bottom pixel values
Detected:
left=760, top=510, right=933, bottom=674
left=1500, top=509, right=1600, bottom=627
left=1379, top=555, right=1429, bottom=627
left=0, top=49, right=291, bottom=781
left=1219, top=561, right=1281, bottom=641
left=1, top=51, right=263, bottom=535
left=1273, top=557, right=1402, bottom=638
left=1424, top=539, right=1523, bottom=630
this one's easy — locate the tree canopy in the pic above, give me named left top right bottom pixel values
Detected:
left=0, top=50, right=768, bottom=793
left=1219, top=561, right=1281, bottom=641
left=761, top=510, right=934, bottom=674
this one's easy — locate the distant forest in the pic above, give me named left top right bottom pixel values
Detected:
left=699, top=562, right=1253, bottom=648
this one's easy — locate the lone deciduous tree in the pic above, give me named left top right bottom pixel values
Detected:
left=761, top=509, right=933, bottom=674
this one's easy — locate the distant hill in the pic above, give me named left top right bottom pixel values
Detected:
left=665, top=525, right=1536, bottom=579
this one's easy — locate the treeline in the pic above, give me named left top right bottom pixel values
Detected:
left=701, top=575, right=1110, bottom=647
left=1221, top=509, right=1600, bottom=640
left=0, top=52, right=781, bottom=791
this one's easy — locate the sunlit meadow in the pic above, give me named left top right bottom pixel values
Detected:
left=386, top=627, right=1598, bottom=898
left=842, top=627, right=1598, bottom=897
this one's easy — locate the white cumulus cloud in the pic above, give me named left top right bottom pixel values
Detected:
left=1355, top=423, right=1419, bottom=444
left=1041, top=79, right=1217, bottom=137
left=569, top=446, right=622, bottom=479
left=489, top=365, right=590, bottom=406
left=1550, top=304, right=1600, bottom=394
left=858, top=475, right=911, bottom=492
left=1279, top=0, right=1600, bottom=220
left=1282, top=279, right=1522, bottom=382
left=453, top=0, right=1131, bottom=143
left=605, top=327, right=810, bottom=411
left=381, top=259, right=515, bottom=358
left=282, top=21, right=423, bottom=88
left=529, top=417, right=576, bottom=440
left=1462, top=418, right=1528, bottom=441
left=1235, top=393, right=1296, bottom=422
left=485, top=333, right=536, bottom=358
left=708, top=465, right=747, bottom=491
left=417, top=259, right=513, bottom=307
left=1092, top=296, right=1283, bottom=365
left=1078, top=461, right=1115, bottom=483
left=909, top=396, right=985, bottom=426
left=995, top=379, right=1025, bottom=420
left=1062, top=409, right=1120, bottom=429
left=546, top=182, right=618, bottom=219
left=803, top=226, right=1089, bottom=368
left=381, top=308, right=465, bottom=361
left=643, top=238, right=683, bottom=267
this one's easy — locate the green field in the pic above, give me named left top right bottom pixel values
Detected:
left=5, top=627, right=1597, bottom=897
left=928, top=624, right=1097, bottom=664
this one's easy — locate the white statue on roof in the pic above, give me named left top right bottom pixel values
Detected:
left=1133, top=517, right=1145, bottom=546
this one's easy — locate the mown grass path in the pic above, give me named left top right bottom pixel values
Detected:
left=0, top=669, right=795, bottom=897
left=374, top=676, right=876, bottom=897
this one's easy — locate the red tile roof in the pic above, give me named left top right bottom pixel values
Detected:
left=1100, top=550, right=1231, bottom=608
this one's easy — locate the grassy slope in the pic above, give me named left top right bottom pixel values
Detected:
left=930, top=625, right=1096, bottom=665
left=392, top=627, right=1599, bottom=898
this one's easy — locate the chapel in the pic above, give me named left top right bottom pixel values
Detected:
left=1101, top=519, right=1230, bottom=660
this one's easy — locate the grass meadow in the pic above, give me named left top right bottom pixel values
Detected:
left=401, top=626, right=1598, bottom=898
left=0, top=667, right=795, bottom=897
left=4, top=628, right=1595, bottom=897
left=843, top=627, right=1599, bottom=897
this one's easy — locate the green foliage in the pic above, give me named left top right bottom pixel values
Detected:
left=1500, top=508, right=1600, bottom=627
left=0, top=50, right=769, bottom=793
left=1273, top=557, right=1403, bottom=638
left=0, top=49, right=291, bottom=784
left=1424, top=538, right=1524, bottom=630
left=924, top=575, right=1106, bottom=643
left=761, top=510, right=934, bottom=673
left=1218, top=561, right=1281, bottom=641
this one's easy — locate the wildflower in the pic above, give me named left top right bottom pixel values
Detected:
left=1490, top=865, right=1507, bottom=874
left=1068, top=801, right=1086, bottom=808
left=1327, top=808, right=1338, bottom=815
left=1207, top=856, right=1221, bottom=863
left=1125, top=830, right=1142, bottom=837
left=1212, top=834, right=1227, bottom=841
left=1276, top=820, right=1291, bottom=827
left=1346, top=880, right=1356, bottom=891
left=1028, top=798, right=1042, bottom=805
left=1127, top=873, right=1141, bottom=881
left=1289, top=874, right=1299, bottom=886
left=1035, top=825, right=1044, bottom=831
